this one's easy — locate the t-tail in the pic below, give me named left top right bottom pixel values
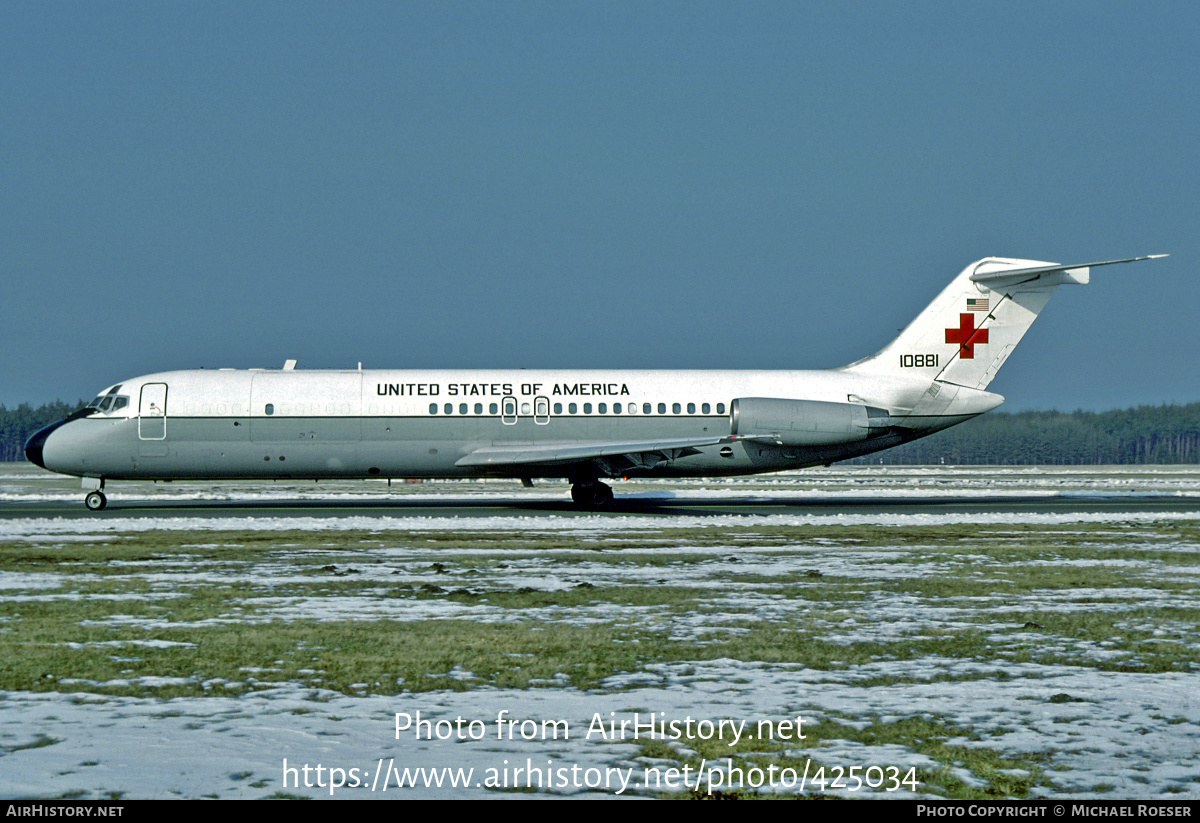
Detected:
left=844, top=254, right=1167, bottom=426
left=847, top=254, right=1166, bottom=388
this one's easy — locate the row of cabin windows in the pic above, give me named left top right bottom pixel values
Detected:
left=428, top=402, right=727, bottom=416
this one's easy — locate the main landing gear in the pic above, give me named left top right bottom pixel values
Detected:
left=570, top=481, right=614, bottom=509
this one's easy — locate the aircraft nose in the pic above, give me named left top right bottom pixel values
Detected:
left=24, top=420, right=65, bottom=469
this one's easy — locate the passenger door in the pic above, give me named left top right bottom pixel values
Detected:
left=138, top=383, right=168, bottom=440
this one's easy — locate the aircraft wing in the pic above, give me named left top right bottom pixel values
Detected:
left=455, top=436, right=737, bottom=469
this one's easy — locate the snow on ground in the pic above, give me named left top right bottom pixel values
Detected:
left=1, top=660, right=1196, bottom=799
left=5, top=510, right=1200, bottom=542
left=2, top=465, right=1199, bottom=799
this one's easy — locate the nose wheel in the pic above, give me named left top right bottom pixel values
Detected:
left=85, top=491, right=107, bottom=511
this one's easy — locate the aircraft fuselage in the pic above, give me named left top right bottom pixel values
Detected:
left=31, top=367, right=966, bottom=483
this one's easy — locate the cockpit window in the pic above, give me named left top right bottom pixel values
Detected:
left=86, top=388, right=130, bottom=416
left=87, top=385, right=125, bottom=409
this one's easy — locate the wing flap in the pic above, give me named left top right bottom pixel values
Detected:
left=455, top=436, right=731, bottom=468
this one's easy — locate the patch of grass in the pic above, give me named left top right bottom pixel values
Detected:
left=641, top=715, right=1049, bottom=799
left=4, top=735, right=61, bottom=753
left=468, top=585, right=711, bottom=611
left=0, top=616, right=679, bottom=696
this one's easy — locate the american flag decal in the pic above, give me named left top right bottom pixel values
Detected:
left=966, top=297, right=989, bottom=312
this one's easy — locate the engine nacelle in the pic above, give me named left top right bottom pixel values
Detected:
left=729, top=397, right=892, bottom=446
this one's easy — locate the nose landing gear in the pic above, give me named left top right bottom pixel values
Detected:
left=82, top=478, right=107, bottom=511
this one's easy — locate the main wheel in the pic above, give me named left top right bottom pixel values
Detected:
left=571, top=482, right=613, bottom=509
left=592, top=483, right=614, bottom=508
left=84, top=491, right=107, bottom=511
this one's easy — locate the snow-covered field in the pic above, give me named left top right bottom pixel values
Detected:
left=1, top=465, right=1198, bottom=799
left=3, top=663, right=1195, bottom=800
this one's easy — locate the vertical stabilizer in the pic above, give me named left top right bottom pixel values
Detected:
left=844, top=255, right=1164, bottom=391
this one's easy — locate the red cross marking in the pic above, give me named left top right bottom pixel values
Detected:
left=945, top=313, right=989, bottom=359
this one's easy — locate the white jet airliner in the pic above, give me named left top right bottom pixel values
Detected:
left=26, top=254, right=1164, bottom=509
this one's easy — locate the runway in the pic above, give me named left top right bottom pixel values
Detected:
left=4, top=463, right=1200, bottom=520
left=4, top=492, right=1199, bottom=521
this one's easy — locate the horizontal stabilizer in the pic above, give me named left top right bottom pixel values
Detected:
left=969, top=254, right=1167, bottom=287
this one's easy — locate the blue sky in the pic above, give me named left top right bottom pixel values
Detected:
left=2, top=1, right=1196, bottom=410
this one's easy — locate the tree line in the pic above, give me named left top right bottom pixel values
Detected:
left=0, top=401, right=86, bottom=462
left=3, top=400, right=1200, bottom=465
left=848, top=403, right=1200, bottom=465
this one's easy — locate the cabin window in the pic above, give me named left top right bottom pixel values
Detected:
left=643, top=403, right=652, bottom=414
left=521, top=402, right=531, bottom=415
left=613, top=403, right=621, bottom=415
left=459, top=403, right=468, bottom=415
left=628, top=403, right=636, bottom=414
left=672, top=403, right=681, bottom=414
left=702, top=403, right=711, bottom=414
left=265, top=404, right=274, bottom=415
left=569, top=403, right=577, bottom=414
left=475, top=403, right=483, bottom=414
left=598, top=403, right=607, bottom=414
left=657, top=403, right=666, bottom=414
left=583, top=403, right=592, bottom=414
left=717, top=403, right=726, bottom=414
left=687, top=403, right=696, bottom=414
left=553, top=403, right=562, bottom=414
left=429, top=403, right=438, bottom=414
left=444, top=403, right=453, bottom=414
left=490, top=403, right=498, bottom=414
